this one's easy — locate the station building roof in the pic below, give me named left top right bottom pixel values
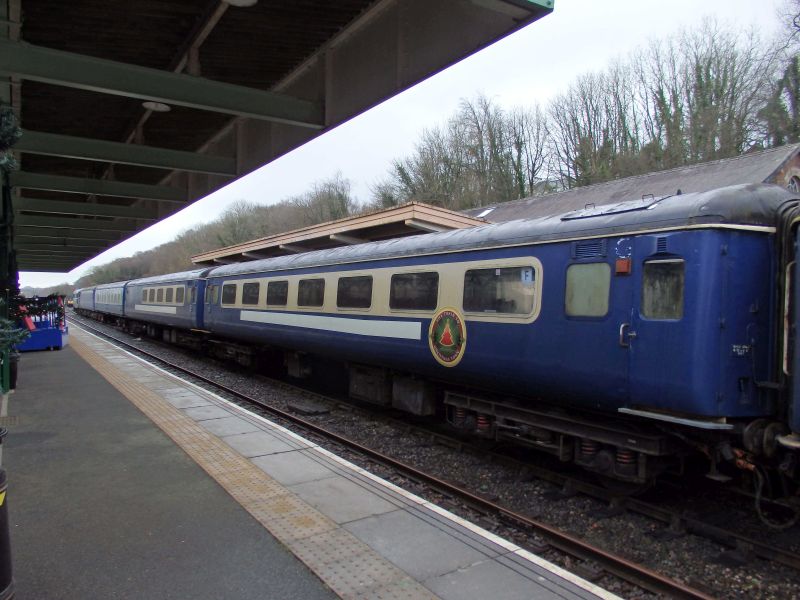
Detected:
left=191, top=201, right=486, bottom=266
left=1, top=0, right=554, bottom=272
left=464, top=143, right=800, bottom=223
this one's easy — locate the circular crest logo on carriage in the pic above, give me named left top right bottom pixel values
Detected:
left=429, top=307, right=467, bottom=367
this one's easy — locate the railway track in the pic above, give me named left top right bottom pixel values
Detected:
left=69, top=315, right=735, bottom=599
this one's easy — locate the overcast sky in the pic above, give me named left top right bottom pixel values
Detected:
left=20, top=0, right=786, bottom=288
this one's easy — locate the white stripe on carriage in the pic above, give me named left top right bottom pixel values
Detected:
left=239, top=310, right=422, bottom=340
left=134, top=304, right=178, bottom=315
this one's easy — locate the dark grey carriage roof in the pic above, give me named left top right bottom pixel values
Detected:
left=95, top=281, right=128, bottom=290
left=464, top=144, right=800, bottom=223
left=209, top=183, right=797, bottom=278
left=127, top=268, right=212, bottom=286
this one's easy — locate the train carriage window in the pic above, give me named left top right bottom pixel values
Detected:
left=165, top=288, right=174, bottom=303
left=205, top=285, right=219, bottom=304
left=565, top=263, right=611, bottom=317
left=390, top=272, right=439, bottom=311
left=157, top=288, right=164, bottom=302
left=642, top=259, right=684, bottom=319
left=242, top=282, right=260, bottom=306
left=142, top=289, right=148, bottom=303
left=149, top=289, right=155, bottom=303
left=267, top=281, right=288, bottom=306
left=189, top=286, right=196, bottom=304
left=176, top=287, right=185, bottom=304
left=463, top=267, right=535, bottom=314
left=337, top=276, right=372, bottom=309
left=221, top=284, right=237, bottom=305
left=298, top=279, right=325, bottom=307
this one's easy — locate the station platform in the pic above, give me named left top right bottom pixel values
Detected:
left=4, top=325, right=620, bottom=600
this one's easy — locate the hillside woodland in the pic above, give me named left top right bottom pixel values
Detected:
left=26, top=11, right=800, bottom=295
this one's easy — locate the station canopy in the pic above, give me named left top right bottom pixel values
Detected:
left=0, top=0, right=553, bottom=273
left=191, top=201, right=487, bottom=266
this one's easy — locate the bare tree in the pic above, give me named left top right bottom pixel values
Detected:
left=292, top=172, right=355, bottom=223
left=507, top=104, right=549, bottom=197
left=372, top=95, right=549, bottom=209
left=549, top=19, right=780, bottom=188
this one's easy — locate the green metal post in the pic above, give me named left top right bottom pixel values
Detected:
left=0, top=170, right=9, bottom=394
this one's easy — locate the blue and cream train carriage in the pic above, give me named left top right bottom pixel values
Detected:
left=74, top=183, right=800, bottom=491
left=93, top=282, right=126, bottom=318
left=124, top=269, right=211, bottom=335
left=73, top=286, right=94, bottom=313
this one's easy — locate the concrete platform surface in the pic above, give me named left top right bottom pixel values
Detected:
left=5, top=345, right=335, bottom=600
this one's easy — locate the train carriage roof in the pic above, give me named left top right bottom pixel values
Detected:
left=94, top=281, right=128, bottom=290
left=128, top=268, right=213, bottom=286
left=207, top=184, right=798, bottom=278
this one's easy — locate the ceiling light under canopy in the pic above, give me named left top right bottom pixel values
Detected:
left=142, top=101, right=171, bottom=113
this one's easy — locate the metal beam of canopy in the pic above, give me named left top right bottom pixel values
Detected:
left=18, top=263, right=82, bottom=271
left=18, top=256, right=93, bottom=266
left=16, top=197, right=159, bottom=220
left=18, top=268, right=76, bottom=274
left=10, top=171, right=185, bottom=202
left=18, top=248, right=95, bottom=259
left=15, top=227, right=121, bottom=241
left=15, top=214, right=141, bottom=232
left=18, top=250, right=97, bottom=259
left=17, top=262, right=84, bottom=272
left=16, top=241, right=110, bottom=251
left=0, top=39, right=324, bottom=128
left=17, top=252, right=86, bottom=260
left=17, top=256, right=83, bottom=262
left=18, top=262, right=81, bottom=268
left=16, top=130, right=237, bottom=176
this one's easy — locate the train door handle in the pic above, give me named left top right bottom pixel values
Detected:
left=619, top=323, right=637, bottom=347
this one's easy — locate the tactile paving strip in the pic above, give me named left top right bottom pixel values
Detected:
left=71, top=329, right=438, bottom=600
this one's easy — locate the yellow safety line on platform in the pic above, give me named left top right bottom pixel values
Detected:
left=70, top=329, right=437, bottom=600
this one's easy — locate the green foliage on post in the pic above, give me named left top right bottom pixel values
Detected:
left=0, top=296, right=26, bottom=395
left=0, top=319, right=28, bottom=351
left=0, top=316, right=28, bottom=395
left=0, top=104, right=21, bottom=173
left=0, top=104, right=20, bottom=392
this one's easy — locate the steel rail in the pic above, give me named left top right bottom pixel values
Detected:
left=484, top=453, right=800, bottom=572
left=71, top=318, right=716, bottom=599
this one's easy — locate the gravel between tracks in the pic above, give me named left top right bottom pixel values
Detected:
left=71, top=316, right=800, bottom=599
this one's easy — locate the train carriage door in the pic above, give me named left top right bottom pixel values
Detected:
left=187, top=282, right=197, bottom=325
left=204, top=281, right=219, bottom=327
left=564, top=239, right=633, bottom=408
left=627, top=234, right=695, bottom=414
